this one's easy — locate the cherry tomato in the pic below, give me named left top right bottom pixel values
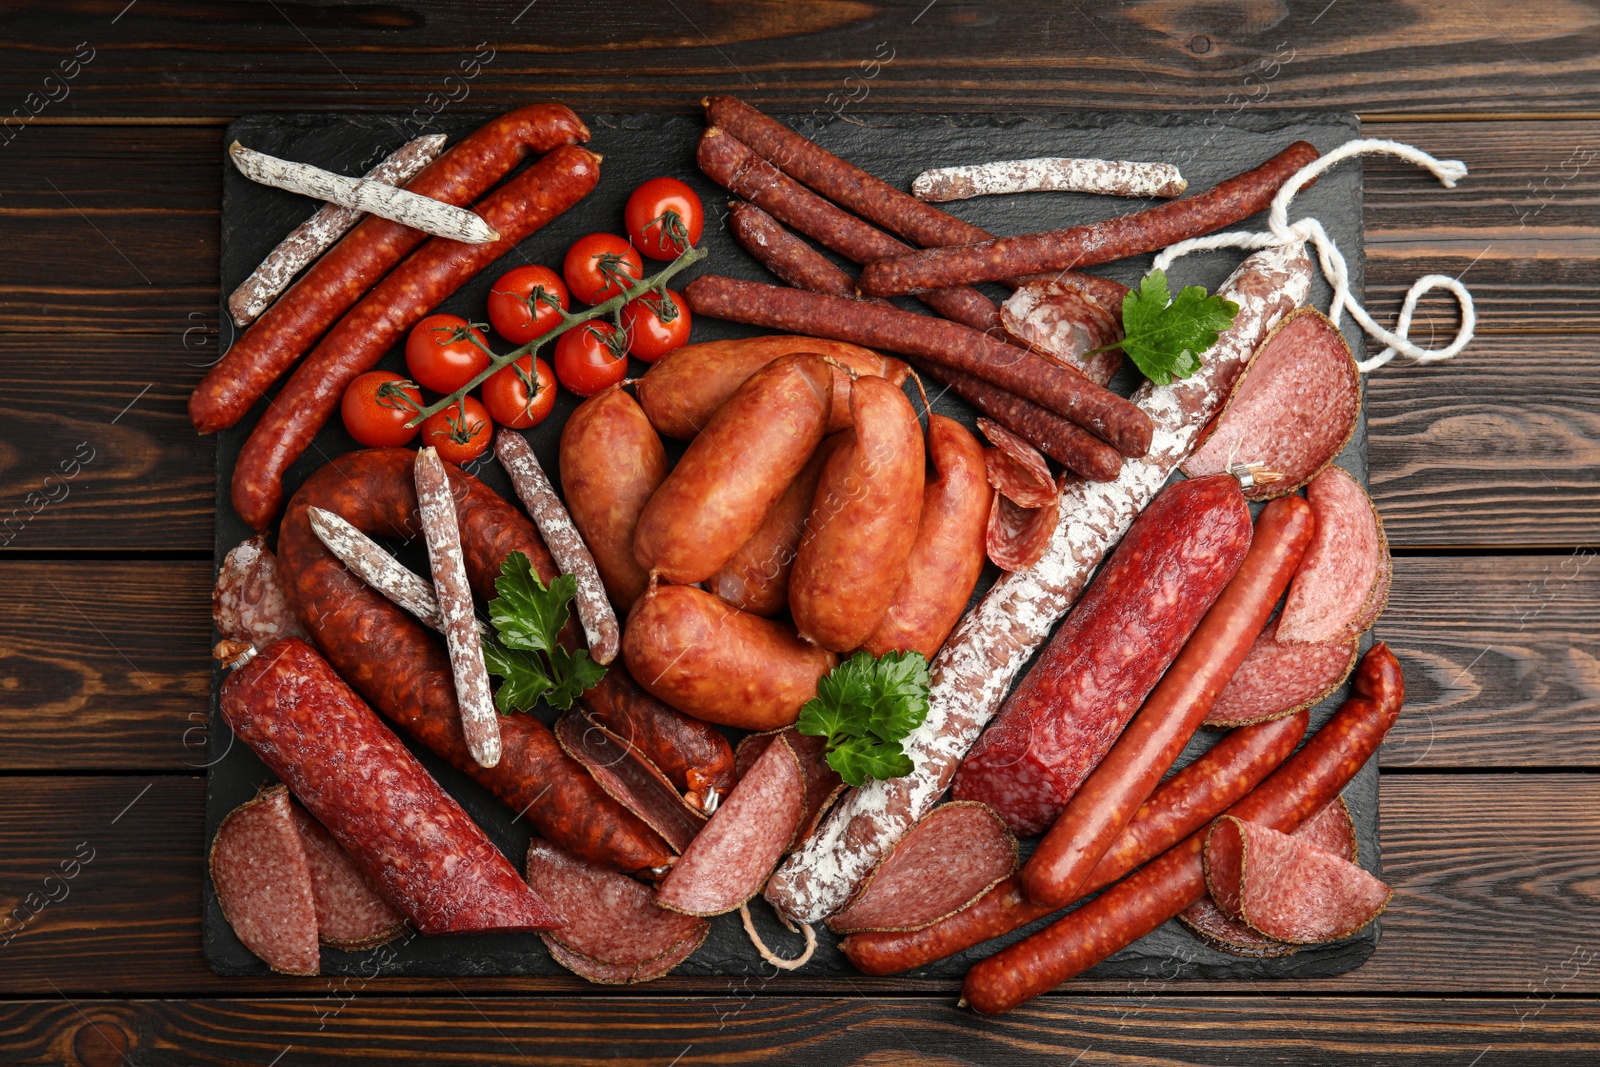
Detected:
left=420, top=396, right=493, bottom=465
left=406, top=313, right=492, bottom=394
left=341, top=371, right=423, bottom=447
left=624, top=177, right=704, bottom=260
left=554, top=322, right=628, bottom=397
left=486, top=265, right=569, bottom=345
left=482, top=355, right=557, bottom=429
left=620, top=288, right=691, bottom=362
left=563, top=233, right=643, bottom=305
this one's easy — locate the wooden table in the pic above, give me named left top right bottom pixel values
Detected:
left=2, top=2, right=1597, bottom=1062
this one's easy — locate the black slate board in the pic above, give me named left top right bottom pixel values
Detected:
left=206, top=108, right=1376, bottom=984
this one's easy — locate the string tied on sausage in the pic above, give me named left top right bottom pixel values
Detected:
left=1153, top=138, right=1475, bottom=374
left=739, top=900, right=817, bottom=971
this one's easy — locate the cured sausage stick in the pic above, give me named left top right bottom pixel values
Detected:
left=727, top=200, right=862, bottom=300
left=414, top=446, right=501, bottom=770
left=1020, top=493, right=1316, bottom=905
left=860, top=141, right=1321, bottom=296
left=914, top=157, right=1188, bottom=202
left=494, top=430, right=620, bottom=665
left=961, top=644, right=1404, bottom=1015
left=227, top=134, right=446, bottom=327
left=308, top=505, right=478, bottom=634
left=682, top=275, right=1153, bottom=459
left=764, top=242, right=1312, bottom=926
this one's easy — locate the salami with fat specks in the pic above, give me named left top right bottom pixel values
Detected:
left=213, top=536, right=309, bottom=647
left=979, top=418, right=1056, bottom=509
left=1277, top=467, right=1388, bottom=644
left=1000, top=276, right=1126, bottom=386
left=288, top=803, right=406, bottom=950
left=209, top=785, right=321, bottom=975
left=985, top=487, right=1061, bottom=573
left=735, top=728, right=844, bottom=849
left=1206, top=629, right=1359, bottom=727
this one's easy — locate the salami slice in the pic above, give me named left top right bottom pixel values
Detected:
left=287, top=804, right=405, bottom=950
left=1203, top=814, right=1391, bottom=944
left=1183, top=308, right=1361, bottom=499
left=525, top=838, right=707, bottom=979
left=986, top=487, right=1061, bottom=573
left=734, top=728, right=844, bottom=847
left=826, top=802, right=1018, bottom=935
left=1296, top=795, right=1360, bottom=863
left=978, top=419, right=1056, bottom=508
left=658, top=735, right=805, bottom=916
left=1348, top=515, right=1393, bottom=636
left=554, top=710, right=704, bottom=854
left=543, top=930, right=703, bottom=985
left=1276, top=468, right=1387, bottom=644
left=999, top=276, right=1124, bottom=386
left=209, top=785, right=320, bottom=976
left=1205, top=629, right=1359, bottom=728
left=213, top=536, right=309, bottom=647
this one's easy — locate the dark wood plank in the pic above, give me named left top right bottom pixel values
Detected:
left=2, top=774, right=1596, bottom=996
left=4, top=2, right=1600, bottom=116
left=0, top=996, right=1593, bottom=1065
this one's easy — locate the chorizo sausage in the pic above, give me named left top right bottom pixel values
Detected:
left=579, top=666, right=737, bottom=813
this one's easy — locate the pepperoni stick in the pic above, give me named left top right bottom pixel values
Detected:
left=495, top=429, right=620, bottom=665
left=228, top=134, right=446, bottom=327
left=683, top=275, right=1153, bottom=459
left=727, top=200, right=861, bottom=300
left=414, top=446, right=501, bottom=770
left=961, top=644, right=1403, bottom=1015
left=914, top=157, right=1189, bottom=202
left=860, top=141, right=1321, bottom=296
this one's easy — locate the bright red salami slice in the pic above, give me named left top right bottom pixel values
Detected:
left=543, top=929, right=704, bottom=985
left=288, top=803, right=405, bottom=950
left=658, top=734, right=805, bottom=916
left=554, top=710, right=705, bottom=854
left=209, top=785, right=320, bottom=975
left=985, top=488, right=1061, bottom=573
left=1277, top=468, right=1387, bottom=644
left=213, top=536, right=309, bottom=647
left=826, top=802, right=1018, bottom=934
left=1205, top=629, right=1359, bottom=727
left=734, top=729, right=844, bottom=847
left=1183, top=308, right=1361, bottom=499
left=978, top=418, right=1057, bottom=508
left=525, top=837, right=707, bottom=977
left=1204, top=814, right=1390, bottom=944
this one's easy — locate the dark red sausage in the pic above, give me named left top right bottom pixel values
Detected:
left=859, top=141, right=1323, bottom=295
left=1022, top=494, right=1315, bottom=906
left=579, top=666, right=736, bottom=813
left=727, top=200, right=861, bottom=300
left=191, top=104, right=589, bottom=434
left=276, top=448, right=674, bottom=876
left=233, top=144, right=600, bottom=530
left=222, top=638, right=560, bottom=934
left=683, top=275, right=1154, bottom=458
left=960, top=644, right=1403, bottom=1015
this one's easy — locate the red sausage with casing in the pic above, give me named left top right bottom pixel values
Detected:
left=633, top=354, right=833, bottom=584
left=790, top=375, right=925, bottom=652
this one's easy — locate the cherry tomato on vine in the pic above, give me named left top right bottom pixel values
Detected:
left=486, top=265, right=569, bottom=345
left=341, top=371, right=423, bottom=447
left=406, top=314, right=492, bottom=394
left=554, top=322, right=628, bottom=397
left=482, top=355, right=557, bottom=429
left=420, top=396, right=494, bottom=465
left=620, top=288, right=691, bottom=362
left=624, top=177, right=704, bottom=260
left=563, top=233, right=643, bottom=305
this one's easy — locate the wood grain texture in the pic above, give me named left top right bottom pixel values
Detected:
left=0, top=996, right=1593, bottom=1065
left=2, top=774, right=1597, bottom=996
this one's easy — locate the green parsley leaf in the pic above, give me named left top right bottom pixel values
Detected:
left=482, top=551, right=603, bottom=712
left=1108, top=269, right=1240, bottom=386
left=481, top=634, right=552, bottom=714
left=796, top=650, right=931, bottom=788
left=543, top=645, right=609, bottom=711
left=489, top=553, right=575, bottom=655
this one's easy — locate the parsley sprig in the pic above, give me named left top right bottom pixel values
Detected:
left=1084, top=269, right=1240, bottom=386
left=481, top=551, right=605, bottom=713
left=796, top=651, right=931, bottom=787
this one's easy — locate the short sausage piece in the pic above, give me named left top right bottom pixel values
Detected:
left=634, top=353, right=833, bottom=585
left=623, top=582, right=837, bottom=731
left=859, top=415, right=988, bottom=659
left=790, top=375, right=926, bottom=653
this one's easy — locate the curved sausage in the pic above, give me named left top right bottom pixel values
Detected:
left=579, top=666, right=736, bottom=812
left=559, top=385, right=668, bottom=614
left=790, top=375, right=925, bottom=652
left=623, top=582, right=837, bottom=730
left=634, top=353, right=833, bottom=584
left=859, top=414, right=988, bottom=659
left=728, top=200, right=860, bottom=299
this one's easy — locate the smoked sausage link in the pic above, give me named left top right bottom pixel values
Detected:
left=790, top=375, right=926, bottom=652
left=222, top=637, right=560, bottom=934
left=634, top=353, right=833, bottom=584
left=623, top=582, right=837, bottom=730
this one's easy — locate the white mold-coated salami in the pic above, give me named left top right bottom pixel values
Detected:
left=912, top=157, right=1188, bottom=202
left=1276, top=467, right=1386, bottom=644
left=495, top=429, right=620, bottom=664
left=414, top=447, right=501, bottom=770
left=226, top=134, right=446, bottom=327
left=209, top=785, right=321, bottom=975
left=288, top=802, right=406, bottom=950
left=765, top=242, right=1313, bottom=925
left=306, top=506, right=469, bottom=634
left=213, top=536, right=309, bottom=647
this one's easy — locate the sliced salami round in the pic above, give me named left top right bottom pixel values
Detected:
left=1296, top=796, right=1360, bottom=865
left=542, top=927, right=705, bottom=985
left=1347, top=515, right=1393, bottom=636
left=986, top=485, right=1061, bottom=573
left=1183, top=307, right=1361, bottom=500
left=978, top=418, right=1056, bottom=509
left=1205, top=628, right=1359, bottom=728
left=209, top=785, right=320, bottom=976
left=554, top=710, right=703, bottom=854
left=213, top=536, right=309, bottom=647
left=826, top=801, right=1018, bottom=934
left=287, top=803, right=405, bottom=950
left=658, top=735, right=805, bottom=917
left=1276, top=468, right=1387, bottom=644
left=999, top=276, right=1124, bottom=386
left=734, top=728, right=844, bottom=848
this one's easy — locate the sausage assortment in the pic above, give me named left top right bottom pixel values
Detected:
left=199, top=100, right=1431, bottom=999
